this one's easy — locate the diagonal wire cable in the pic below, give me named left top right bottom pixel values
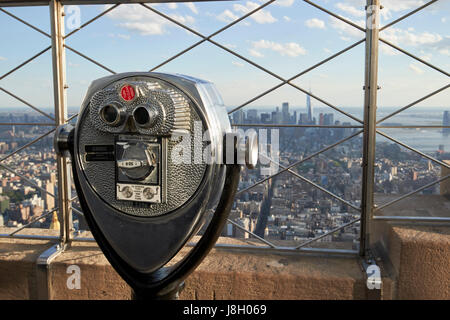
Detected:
left=226, top=218, right=277, bottom=248
left=376, top=84, right=450, bottom=124
left=295, top=217, right=361, bottom=249
left=236, top=130, right=363, bottom=196
left=67, top=112, right=79, bottom=122
left=228, top=39, right=365, bottom=117
left=376, top=130, right=450, bottom=169
left=0, top=46, right=51, bottom=81
left=0, top=86, right=55, bottom=120
left=303, top=0, right=365, bottom=32
left=286, top=83, right=363, bottom=123
left=0, top=8, right=51, bottom=38
left=71, top=206, right=84, bottom=217
left=144, top=0, right=278, bottom=72
left=261, top=153, right=361, bottom=211
left=379, top=38, right=450, bottom=77
left=64, top=45, right=116, bottom=74
left=380, top=0, right=439, bottom=31
left=8, top=208, right=58, bottom=236
left=64, top=4, right=121, bottom=39
left=0, top=128, right=56, bottom=163
left=374, top=174, right=450, bottom=212
left=142, top=3, right=285, bottom=82
left=0, top=163, right=56, bottom=198
left=142, top=3, right=363, bottom=124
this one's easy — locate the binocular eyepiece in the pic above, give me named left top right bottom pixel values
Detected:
left=133, top=105, right=159, bottom=128
left=55, top=72, right=258, bottom=300
left=98, top=103, right=159, bottom=129
left=99, top=103, right=126, bottom=127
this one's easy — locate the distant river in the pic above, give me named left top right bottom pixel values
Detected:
left=296, top=107, right=450, bottom=154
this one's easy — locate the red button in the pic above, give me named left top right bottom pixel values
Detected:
left=120, top=85, right=135, bottom=101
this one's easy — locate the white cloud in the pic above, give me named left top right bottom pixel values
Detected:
left=409, top=63, right=424, bottom=74
left=117, top=22, right=164, bottom=35
left=104, top=4, right=195, bottom=36
left=442, top=17, right=447, bottom=23
left=329, top=16, right=365, bottom=38
left=340, top=0, right=427, bottom=20
left=233, top=2, right=277, bottom=24
left=224, top=43, right=237, bottom=49
left=217, top=9, right=239, bottom=23
left=118, top=34, right=130, bottom=40
left=275, top=0, right=295, bottom=7
left=251, top=39, right=307, bottom=57
left=335, top=3, right=365, bottom=18
left=184, top=3, right=198, bottom=15
left=283, top=16, right=291, bottom=22
left=0, top=56, right=6, bottom=61
left=249, top=48, right=264, bottom=58
left=380, top=0, right=427, bottom=19
left=380, top=43, right=399, bottom=56
left=166, top=3, right=177, bottom=10
left=433, top=36, right=450, bottom=56
left=329, top=14, right=446, bottom=57
left=305, top=18, right=325, bottom=29
left=419, top=52, right=432, bottom=62
left=382, top=27, right=443, bottom=47
left=439, top=48, right=450, bottom=56
left=109, top=33, right=130, bottom=40
left=232, top=61, right=245, bottom=67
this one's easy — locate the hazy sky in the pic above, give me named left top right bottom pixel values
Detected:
left=0, top=0, right=449, bottom=117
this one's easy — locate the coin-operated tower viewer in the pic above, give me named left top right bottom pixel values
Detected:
left=55, top=72, right=258, bottom=299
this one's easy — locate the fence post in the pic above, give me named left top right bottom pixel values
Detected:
left=360, top=0, right=380, bottom=257
left=50, top=0, right=72, bottom=247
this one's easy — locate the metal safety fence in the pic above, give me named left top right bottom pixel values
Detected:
left=0, top=0, right=448, bottom=260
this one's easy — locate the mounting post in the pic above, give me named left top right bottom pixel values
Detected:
left=360, top=0, right=380, bottom=257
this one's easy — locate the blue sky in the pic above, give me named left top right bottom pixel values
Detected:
left=0, top=0, right=449, bottom=118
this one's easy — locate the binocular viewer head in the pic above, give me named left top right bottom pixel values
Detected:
left=55, top=72, right=257, bottom=298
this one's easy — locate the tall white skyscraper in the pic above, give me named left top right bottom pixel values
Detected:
left=306, top=90, right=313, bottom=123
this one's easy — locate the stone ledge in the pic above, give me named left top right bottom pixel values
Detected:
left=371, top=221, right=450, bottom=300
left=48, top=238, right=368, bottom=300
left=0, top=228, right=367, bottom=300
left=1, top=223, right=449, bottom=299
left=390, top=225, right=449, bottom=299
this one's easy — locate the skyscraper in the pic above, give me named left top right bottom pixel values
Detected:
left=261, top=113, right=271, bottom=124
left=247, top=109, right=258, bottom=123
left=324, top=113, right=334, bottom=126
left=232, top=109, right=245, bottom=124
left=272, top=107, right=283, bottom=124
left=306, top=90, right=313, bottom=123
left=282, top=102, right=289, bottom=124
left=443, top=111, right=450, bottom=135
